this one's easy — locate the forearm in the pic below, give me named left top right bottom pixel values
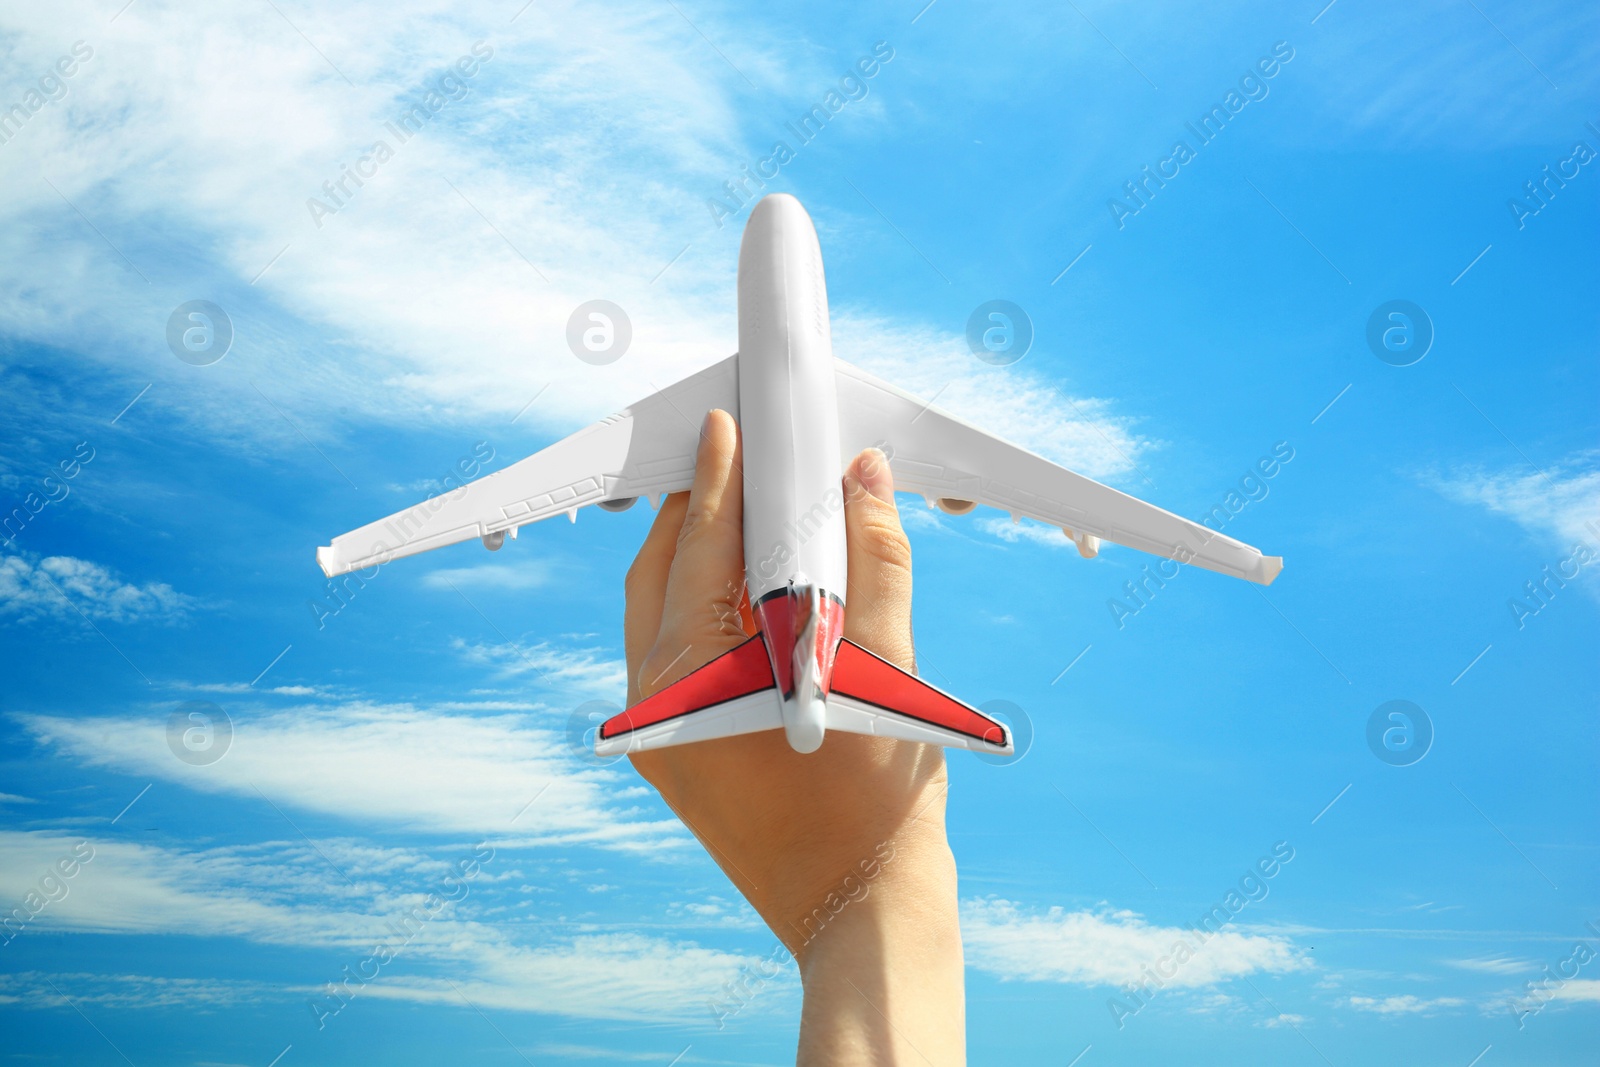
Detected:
left=794, top=833, right=966, bottom=1066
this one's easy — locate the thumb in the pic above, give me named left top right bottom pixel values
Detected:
left=842, top=448, right=915, bottom=672
left=638, top=408, right=749, bottom=700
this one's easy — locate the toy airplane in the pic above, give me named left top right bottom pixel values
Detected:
left=318, top=194, right=1281, bottom=759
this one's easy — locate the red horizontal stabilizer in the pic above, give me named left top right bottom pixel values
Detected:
left=599, top=635, right=775, bottom=742
left=829, top=639, right=1008, bottom=747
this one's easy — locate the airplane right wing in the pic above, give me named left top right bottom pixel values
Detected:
left=834, top=359, right=1282, bottom=585
left=317, top=355, right=738, bottom=578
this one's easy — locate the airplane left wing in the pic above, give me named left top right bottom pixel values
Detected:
left=317, top=355, right=738, bottom=577
left=834, top=359, right=1282, bottom=585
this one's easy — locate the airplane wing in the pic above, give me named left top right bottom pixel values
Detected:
left=317, top=355, right=739, bottom=578
left=833, top=359, right=1282, bottom=585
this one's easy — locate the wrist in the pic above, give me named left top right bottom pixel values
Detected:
left=792, top=830, right=966, bottom=1066
left=792, top=827, right=958, bottom=975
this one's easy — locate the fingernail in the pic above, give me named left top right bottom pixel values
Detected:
left=858, top=448, right=894, bottom=502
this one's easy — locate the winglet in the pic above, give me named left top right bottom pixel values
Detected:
left=316, top=544, right=337, bottom=579
left=1256, top=555, right=1284, bottom=586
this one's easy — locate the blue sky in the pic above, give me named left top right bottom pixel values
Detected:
left=1, top=0, right=1597, bottom=1064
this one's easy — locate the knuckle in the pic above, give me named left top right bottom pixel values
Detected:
left=853, top=507, right=912, bottom=572
left=675, top=501, right=717, bottom=542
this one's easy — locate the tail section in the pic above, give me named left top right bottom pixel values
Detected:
left=594, top=635, right=1013, bottom=757
left=825, top=639, right=1013, bottom=754
left=596, top=637, right=781, bottom=756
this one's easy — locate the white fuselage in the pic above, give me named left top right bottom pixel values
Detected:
left=736, top=195, right=848, bottom=752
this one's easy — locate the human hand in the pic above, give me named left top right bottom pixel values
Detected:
left=622, top=408, right=965, bottom=1063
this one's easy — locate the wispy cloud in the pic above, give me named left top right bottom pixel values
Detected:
left=837, top=313, right=1149, bottom=483
left=184, top=682, right=325, bottom=698
left=977, top=515, right=1072, bottom=548
left=421, top=560, right=551, bottom=591
left=0, top=2, right=1150, bottom=505
left=1448, top=955, right=1531, bottom=976
left=0, top=552, right=197, bottom=624
left=1429, top=455, right=1600, bottom=549
left=0, top=971, right=284, bottom=1011
left=451, top=637, right=627, bottom=692
left=961, top=899, right=1310, bottom=989
left=16, top=700, right=671, bottom=846
left=1345, top=993, right=1467, bottom=1015
left=1551, top=979, right=1600, bottom=1004
left=0, top=831, right=756, bottom=1022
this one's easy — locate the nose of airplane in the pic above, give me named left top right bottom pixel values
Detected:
left=746, top=192, right=810, bottom=233
left=739, top=193, right=820, bottom=269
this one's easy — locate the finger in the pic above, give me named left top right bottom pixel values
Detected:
left=842, top=447, right=915, bottom=672
left=623, top=491, right=688, bottom=706
left=648, top=409, right=748, bottom=690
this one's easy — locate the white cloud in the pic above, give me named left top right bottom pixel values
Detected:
left=0, top=552, right=197, bottom=624
left=451, top=637, right=628, bottom=692
left=1345, top=994, right=1467, bottom=1015
left=0, top=971, right=282, bottom=1011
left=1430, top=456, right=1600, bottom=549
left=837, top=313, right=1148, bottom=482
left=1288, top=4, right=1600, bottom=150
left=898, top=503, right=947, bottom=533
left=185, top=681, right=326, bottom=698
left=421, top=560, right=551, bottom=591
left=977, top=515, right=1073, bottom=548
left=1448, top=955, right=1530, bottom=976
left=1550, top=980, right=1600, bottom=1004
left=0, top=831, right=758, bottom=1022
left=960, top=899, right=1310, bottom=989
left=532, top=1046, right=698, bottom=1063
left=0, top=2, right=1148, bottom=500
left=347, top=933, right=759, bottom=1021
left=15, top=700, right=672, bottom=848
